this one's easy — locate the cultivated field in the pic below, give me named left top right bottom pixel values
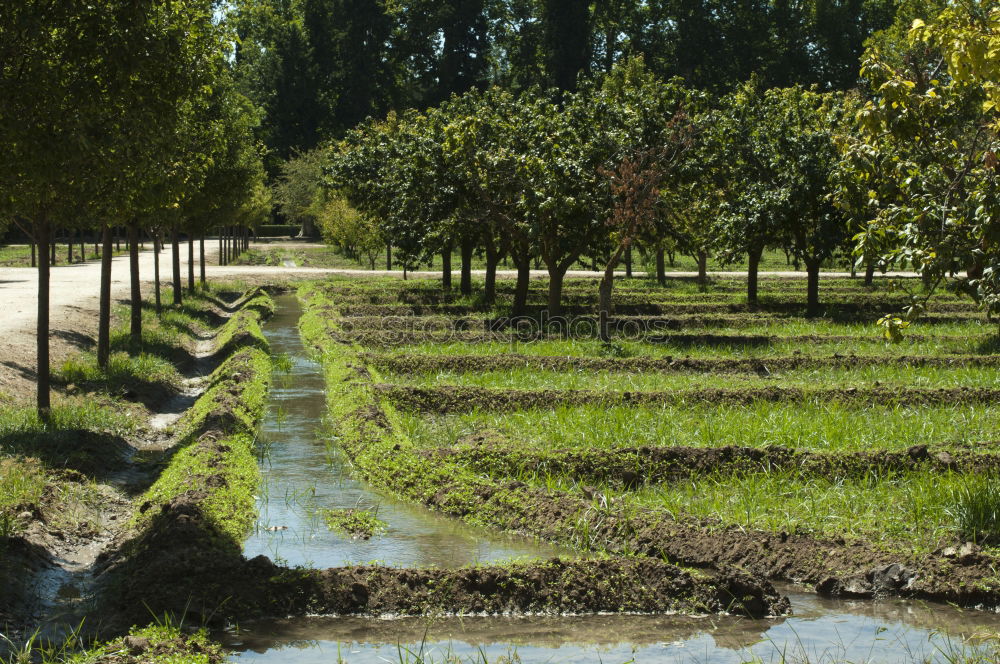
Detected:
left=300, top=274, right=1000, bottom=609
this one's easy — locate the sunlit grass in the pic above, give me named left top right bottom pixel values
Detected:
left=388, top=364, right=1000, bottom=391
left=399, top=402, right=1000, bottom=454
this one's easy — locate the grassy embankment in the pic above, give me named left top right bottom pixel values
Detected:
left=101, top=289, right=275, bottom=620
left=299, top=275, right=1000, bottom=609
left=0, top=286, right=275, bottom=658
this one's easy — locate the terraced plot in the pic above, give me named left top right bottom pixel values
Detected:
left=300, top=274, right=1000, bottom=619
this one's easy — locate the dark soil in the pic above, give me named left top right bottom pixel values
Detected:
left=343, top=408, right=1000, bottom=610
left=431, top=432, right=1000, bottom=485
left=375, top=384, right=1000, bottom=414
left=131, top=553, right=788, bottom=621
left=367, top=352, right=1000, bottom=376
left=0, top=537, right=52, bottom=628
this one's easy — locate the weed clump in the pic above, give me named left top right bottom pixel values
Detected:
left=322, top=507, right=387, bottom=539
left=948, top=475, right=1000, bottom=543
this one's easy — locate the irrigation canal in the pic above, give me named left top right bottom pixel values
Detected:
left=228, top=294, right=1000, bottom=663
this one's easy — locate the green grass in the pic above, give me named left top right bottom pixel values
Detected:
left=302, top=275, right=1000, bottom=563
left=398, top=402, right=1000, bottom=454
left=2, top=623, right=224, bottom=664
left=947, top=476, right=1000, bottom=544
left=0, top=458, right=46, bottom=537
left=322, top=507, right=387, bottom=538
left=377, top=328, right=997, bottom=359
left=58, top=351, right=179, bottom=393
left=619, top=469, right=991, bottom=547
left=0, top=243, right=126, bottom=268
left=388, top=364, right=1000, bottom=391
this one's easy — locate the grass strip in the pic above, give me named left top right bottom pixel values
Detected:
left=365, top=351, right=1000, bottom=377
left=426, top=436, right=1000, bottom=486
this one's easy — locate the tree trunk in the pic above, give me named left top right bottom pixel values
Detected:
left=967, top=255, right=985, bottom=280
left=696, top=250, right=708, bottom=285
left=624, top=245, right=632, bottom=279
left=656, top=248, right=666, bottom=286
left=386, top=243, right=392, bottom=271
left=79, top=231, right=84, bottom=262
left=806, top=258, right=821, bottom=316
left=441, top=244, right=452, bottom=290
left=219, top=230, right=224, bottom=266
left=460, top=236, right=474, bottom=296
left=599, top=273, right=613, bottom=342
left=747, top=245, right=763, bottom=306
left=199, top=235, right=206, bottom=287
left=599, top=241, right=630, bottom=341
left=484, top=236, right=498, bottom=305
left=864, top=261, right=875, bottom=287
left=36, top=214, right=51, bottom=419
left=98, top=225, right=113, bottom=368
left=30, top=241, right=35, bottom=267
left=547, top=267, right=566, bottom=317
left=128, top=224, right=142, bottom=346
left=188, top=233, right=195, bottom=294
left=67, top=231, right=73, bottom=263
left=171, top=226, right=183, bottom=306
left=513, top=257, right=531, bottom=316
left=153, top=233, right=162, bottom=315
left=50, top=234, right=56, bottom=266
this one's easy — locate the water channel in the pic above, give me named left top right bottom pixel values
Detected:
left=230, top=295, right=1000, bottom=663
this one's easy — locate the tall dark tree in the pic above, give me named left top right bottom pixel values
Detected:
left=541, top=0, right=591, bottom=90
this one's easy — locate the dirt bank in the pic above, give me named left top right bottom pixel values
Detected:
left=375, top=384, right=1000, bottom=414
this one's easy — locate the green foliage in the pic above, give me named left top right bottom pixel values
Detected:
left=875, top=314, right=911, bottom=343
left=321, top=507, right=387, bottom=539
left=845, top=2, right=1000, bottom=318
left=948, top=475, right=1000, bottom=544
left=314, top=194, right=385, bottom=269
left=0, top=458, right=46, bottom=537
left=272, top=148, right=329, bottom=235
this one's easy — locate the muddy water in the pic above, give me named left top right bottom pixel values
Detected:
left=243, top=295, right=572, bottom=569
left=234, top=295, right=1000, bottom=663
left=227, top=590, right=1000, bottom=663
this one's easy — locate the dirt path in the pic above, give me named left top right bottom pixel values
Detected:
left=0, top=246, right=212, bottom=401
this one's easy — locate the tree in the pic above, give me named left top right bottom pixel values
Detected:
left=713, top=84, right=854, bottom=313
left=315, top=195, right=385, bottom=269
left=847, top=1, right=1000, bottom=323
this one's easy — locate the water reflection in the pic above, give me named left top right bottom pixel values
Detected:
left=243, top=295, right=572, bottom=569
left=225, top=591, right=1000, bottom=663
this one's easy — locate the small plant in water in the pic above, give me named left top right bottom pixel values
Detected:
left=273, top=352, right=294, bottom=374
left=322, top=507, right=387, bottom=540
